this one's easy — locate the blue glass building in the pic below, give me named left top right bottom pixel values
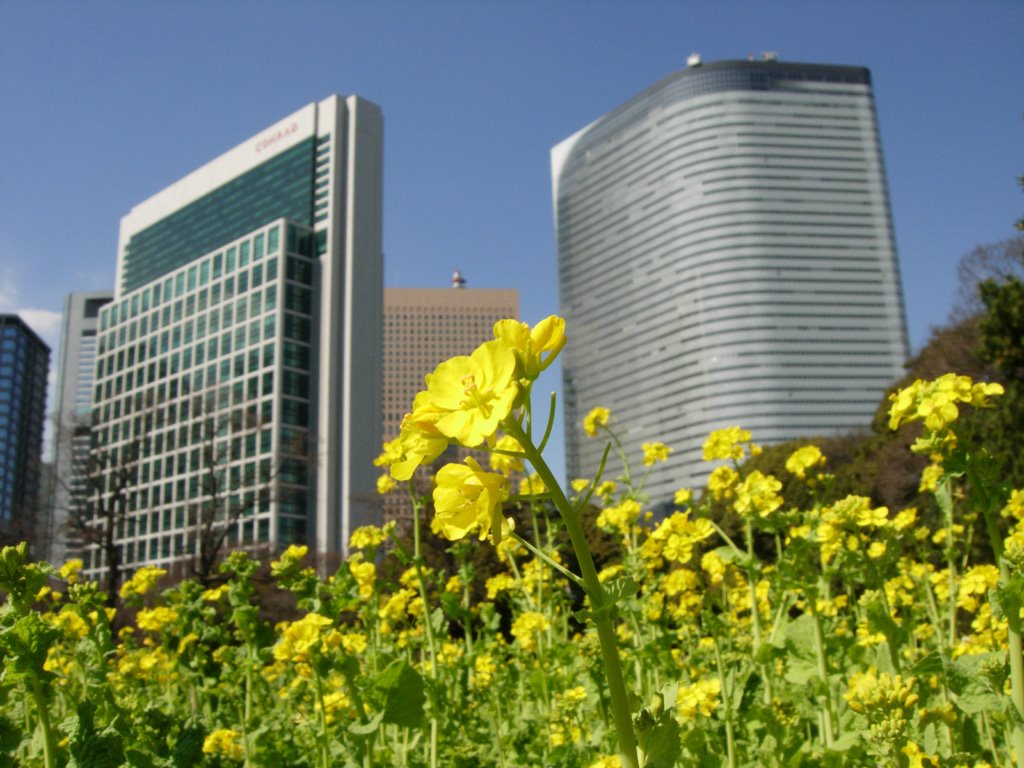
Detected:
left=0, top=315, right=50, bottom=546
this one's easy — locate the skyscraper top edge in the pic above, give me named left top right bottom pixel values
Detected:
left=119, top=94, right=380, bottom=243
left=0, top=313, right=51, bottom=352
left=551, top=58, right=873, bottom=201
left=120, top=100, right=318, bottom=241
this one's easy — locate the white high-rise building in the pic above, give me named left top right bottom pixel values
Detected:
left=47, top=290, right=113, bottom=564
left=552, top=58, right=909, bottom=508
left=85, top=95, right=382, bottom=577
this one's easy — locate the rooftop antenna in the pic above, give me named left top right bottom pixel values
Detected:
left=452, top=269, right=466, bottom=289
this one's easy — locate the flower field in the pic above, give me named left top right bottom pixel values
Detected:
left=3, top=316, right=1023, bottom=767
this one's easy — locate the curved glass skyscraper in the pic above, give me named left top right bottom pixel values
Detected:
left=552, top=58, right=909, bottom=507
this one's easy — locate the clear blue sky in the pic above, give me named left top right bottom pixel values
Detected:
left=1, top=0, right=1021, bottom=478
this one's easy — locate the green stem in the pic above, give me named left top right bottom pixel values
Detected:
left=1001, top=561, right=1024, bottom=768
left=808, top=600, right=836, bottom=749
left=410, top=491, right=439, bottom=768
left=712, top=634, right=738, bottom=768
left=510, top=531, right=585, bottom=589
left=312, top=666, right=331, bottom=768
left=29, top=676, right=57, bottom=768
left=505, top=418, right=639, bottom=768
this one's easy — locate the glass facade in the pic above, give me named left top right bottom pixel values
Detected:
left=553, top=59, right=910, bottom=510
left=120, top=139, right=316, bottom=294
left=91, top=221, right=313, bottom=572
left=0, top=316, right=49, bottom=536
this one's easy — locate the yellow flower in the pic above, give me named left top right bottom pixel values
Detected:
left=707, top=466, right=739, bottom=500
left=785, top=445, right=825, bottom=479
left=419, top=340, right=519, bottom=447
left=492, top=315, right=566, bottom=379
left=702, top=426, right=752, bottom=461
left=676, top=677, right=722, bottom=720
left=473, top=653, right=496, bottom=688
left=888, top=374, right=1003, bottom=433
left=891, top=508, right=918, bottom=533
left=272, top=544, right=307, bottom=569
left=489, top=434, right=525, bottom=476
left=919, top=463, right=943, bottom=493
left=202, top=729, right=244, bottom=761
left=433, top=457, right=511, bottom=544
left=374, top=436, right=404, bottom=467
left=867, top=541, right=887, bottom=559
left=518, top=472, right=546, bottom=496
left=844, top=668, right=918, bottom=715
left=136, top=606, right=177, bottom=632
left=349, top=524, right=391, bottom=550
left=120, top=566, right=167, bottom=599
left=733, top=471, right=783, bottom=519
left=583, top=406, right=610, bottom=437
left=596, top=499, right=642, bottom=536
left=511, top=611, right=550, bottom=652
left=386, top=392, right=452, bottom=482
left=673, top=488, right=693, bottom=506
left=571, top=478, right=591, bottom=493
left=349, top=560, right=376, bottom=600
left=202, top=584, right=229, bottom=602
left=273, top=613, right=334, bottom=663
left=641, top=441, right=672, bottom=466
left=1001, top=489, right=1024, bottom=521
left=856, top=505, right=889, bottom=529
left=377, top=474, right=397, bottom=495
left=58, top=558, right=84, bottom=584
left=595, top=480, right=617, bottom=497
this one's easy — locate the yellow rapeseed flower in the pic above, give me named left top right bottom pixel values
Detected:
left=511, top=611, right=550, bottom=652
left=273, top=613, right=334, bottom=663
left=120, top=566, right=167, bottom=599
left=676, top=677, right=722, bottom=720
left=492, top=315, right=566, bottom=379
left=583, top=406, right=610, bottom=437
left=488, top=434, right=525, bottom=476
left=673, top=488, right=693, bottom=506
left=733, top=470, right=783, bottom=519
left=376, top=474, right=397, bottom=495
left=388, top=400, right=450, bottom=481
left=58, top=558, right=84, bottom=584
left=136, top=606, right=177, bottom=633
left=350, top=523, right=393, bottom=551
left=707, top=466, right=739, bottom=500
left=702, top=426, right=752, bottom=462
left=785, top=445, right=825, bottom=479
left=202, top=729, right=244, bottom=761
left=419, top=340, right=520, bottom=447
left=641, top=441, right=672, bottom=466
left=433, top=457, right=511, bottom=544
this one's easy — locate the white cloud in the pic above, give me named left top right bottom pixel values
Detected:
left=15, top=308, right=63, bottom=352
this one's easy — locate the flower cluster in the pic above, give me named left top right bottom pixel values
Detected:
left=380, top=315, right=565, bottom=543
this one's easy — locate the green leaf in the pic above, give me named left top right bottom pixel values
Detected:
left=908, top=651, right=945, bottom=678
left=66, top=701, right=125, bottom=768
left=990, top=579, right=1024, bottom=634
left=372, top=660, right=425, bottom=728
left=604, top=575, right=640, bottom=604
left=170, top=718, right=205, bottom=768
left=827, top=731, right=861, bottom=752
left=348, top=710, right=386, bottom=736
left=640, top=716, right=681, bottom=768
left=947, top=653, right=1003, bottom=715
